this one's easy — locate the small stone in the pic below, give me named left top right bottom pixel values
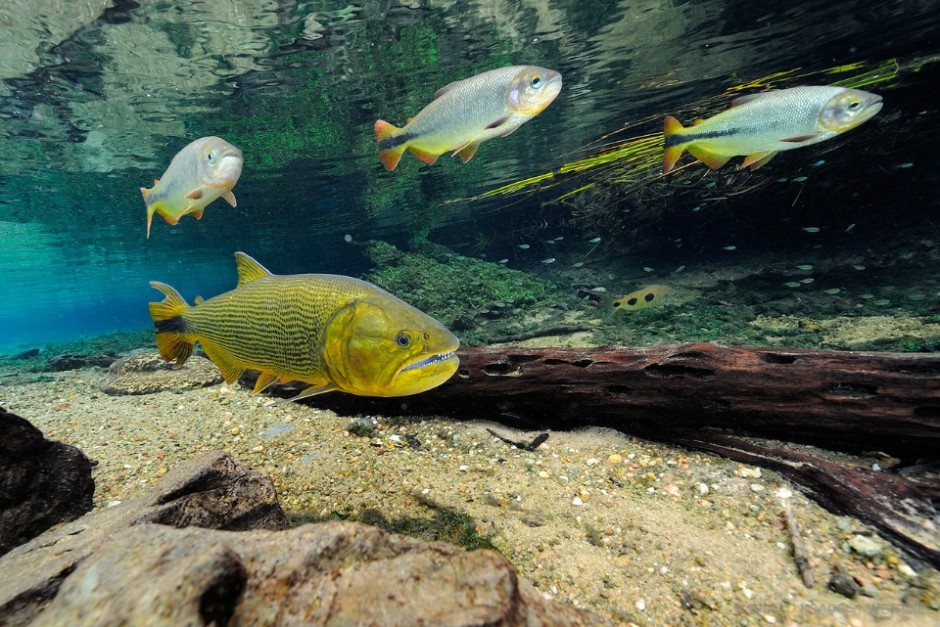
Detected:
left=607, top=454, right=623, bottom=464
left=635, top=599, right=646, bottom=611
left=586, top=458, right=600, bottom=466
left=750, top=483, right=764, bottom=492
left=737, top=466, right=762, bottom=479
left=571, top=497, right=584, bottom=507
left=828, top=571, right=860, bottom=598
left=538, top=470, right=549, bottom=479
left=698, top=483, right=709, bottom=495
left=663, top=484, right=680, bottom=497
left=898, top=563, right=917, bottom=578
left=848, top=534, right=883, bottom=558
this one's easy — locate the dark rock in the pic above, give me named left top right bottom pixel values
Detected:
left=100, top=352, right=223, bottom=395
left=0, top=451, right=606, bottom=626
left=0, top=406, right=95, bottom=557
left=827, top=569, right=860, bottom=598
left=0, top=451, right=288, bottom=625
left=47, top=353, right=115, bottom=371
left=6, top=348, right=39, bottom=360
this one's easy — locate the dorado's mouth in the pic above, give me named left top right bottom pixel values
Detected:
left=401, top=350, right=458, bottom=373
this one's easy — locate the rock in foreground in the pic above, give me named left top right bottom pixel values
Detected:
left=0, top=406, right=95, bottom=556
left=0, top=450, right=606, bottom=626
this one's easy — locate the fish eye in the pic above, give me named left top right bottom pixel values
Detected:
left=531, top=75, right=543, bottom=88
left=395, top=333, right=410, bottom=347
left=848, top=100, right=861, bottom=110
left=207, top=150, right=217, bottom=163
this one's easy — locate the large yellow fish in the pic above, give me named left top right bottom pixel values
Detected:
left=374, top=65, right=562, bottom=171
left=662, top=86, right=882, bottom=173
left=148, top=252, right=459, bottom=403
left=141, top=136, right=243, bottom=239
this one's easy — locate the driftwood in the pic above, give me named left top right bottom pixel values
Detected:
left=250, top=343, right=940, bottom=566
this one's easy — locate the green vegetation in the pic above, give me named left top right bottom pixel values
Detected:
left=363, top=240, right=565, bottom=341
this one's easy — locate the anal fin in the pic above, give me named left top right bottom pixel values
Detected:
left=688, top=145, right=731, bottom=170
left=408, top=146, right=440, bottom=166
left=200, top=340, right=245, bottom=385
left=251, top=370, right=280, bottom=395
left=222, top=191, right=237, bottom=207
left=742, top=151, right=777, bottom=170
left=456, top=142, right=480, bottom=164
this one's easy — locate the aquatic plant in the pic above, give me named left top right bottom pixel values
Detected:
left=362, top=240, right=565, bottom=335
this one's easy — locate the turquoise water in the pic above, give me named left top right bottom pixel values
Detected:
left=0, top=0, right=938, bottom=353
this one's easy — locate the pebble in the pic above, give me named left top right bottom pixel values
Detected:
left=828, top=570, right=860, bottom=598
left=750, top=483, right=764, bottom=492
left=607, top=453, right=622, bottom=464
left=737, top=467, right=762, bottom=479
left=848, top=534, right=883, bottom=557
left=571, top=497, right=584, bottom=507
left=635, top=599, right=646, bottom=611
left=698, top=483, right=709, bottom=495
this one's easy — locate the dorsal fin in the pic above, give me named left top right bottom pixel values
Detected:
left=730, top=91, right=775, bottom=107
left=234, top=251, right=272, bottom=287
left=433, top=78, right=465, bottom=100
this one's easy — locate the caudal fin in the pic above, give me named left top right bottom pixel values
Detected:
left=374, top=119, right=407, bottom=171
left=662, top=115, right=687, bottom=174
left=148, top=281, right=194, bottom=366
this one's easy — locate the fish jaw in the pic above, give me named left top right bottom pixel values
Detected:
left=322, top=297, right=460, bottom=397
left=507, top=67, right=563, bottom=116
left=203, top=149, right=244, bottom=190
left=819, top=88, right=882, bottom=132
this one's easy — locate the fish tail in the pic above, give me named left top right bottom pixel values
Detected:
left=374, top=119, right=407, bottom=171
left=142, top=187, right=156, bottom=239
left=662, top=115, right=687, bottom=174
left=148, top=281, right=194, bottom=366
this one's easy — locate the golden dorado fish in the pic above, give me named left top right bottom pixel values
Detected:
left=662, top=86, right=882, bottom=173
left=141, top=136, right=243, bottom=239
left=148, top=252, right=459, bottom=403
left=374, top=65, right=562, bottom=171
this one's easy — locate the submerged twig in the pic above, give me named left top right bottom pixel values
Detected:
left=486, top=428, right=549, bottom=452
left=785, top=498, right=815, bottom=588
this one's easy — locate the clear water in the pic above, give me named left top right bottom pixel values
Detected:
left=0, top=0, right=938, bottom=353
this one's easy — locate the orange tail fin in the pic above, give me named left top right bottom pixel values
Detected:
left=148, top=281, right=194, bottom=366
left=374, top=119, right=407, bottom=171
left=662, top=115, right=687, bottom=174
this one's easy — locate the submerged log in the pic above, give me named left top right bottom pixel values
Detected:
left=252, top=343, right=940, bottom=565
left=280, top=342, right=940, bottom=457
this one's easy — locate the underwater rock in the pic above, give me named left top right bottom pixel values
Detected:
left=47, top=352, right=116, bottom=371
left=7, top=521, right=605, bottom=627
left=0, top=406, right=94, bottom=557
left=99, top=352, right=223, bottom=395
left=0, top=451, right=604, bottom=626
left=6, top=347, right=39, bottom=360
left=0, top=451, right=289, bottom=625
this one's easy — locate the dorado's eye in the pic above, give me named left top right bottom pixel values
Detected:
left=531, top=75, right=543, bottom=88
left=207, top=150, right=217, bottom=163
left=848, top=100, right=861, bottom=110
left=395, top=333, right=410, bottom=347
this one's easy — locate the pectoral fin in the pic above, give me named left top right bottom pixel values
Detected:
left=222, top=191, right=237, bottom=207
left=185, top=188, right=204, bottom=200
left=267, top=383, right=337, bottom=406
left=780, top=133, right=821, bottom=143
left=485, top=116, right=510, bottom=130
